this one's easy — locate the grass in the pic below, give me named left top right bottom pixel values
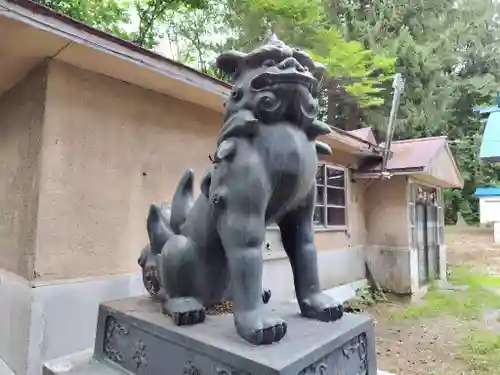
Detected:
left=460, top=328, right=500, bottom=374
left=391, top=266, right=500, bottom=321
left=392, top=266, right=500, bottom=374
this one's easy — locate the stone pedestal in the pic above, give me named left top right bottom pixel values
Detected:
left=44, top=296, right=377, bottom=375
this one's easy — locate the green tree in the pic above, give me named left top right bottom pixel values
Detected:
left=161, top=0, right=227, bottom=73
left=34, top=0, right=207, bottom=48
left=132, top=0, right=208, bottom=48
left=35, top=0, right=131, bottom=38
left=224, top=0, right=395, bottom=127
left=326, top=0, right=500, bottom=224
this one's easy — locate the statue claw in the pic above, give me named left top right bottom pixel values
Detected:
left=162, top=297, right=206, bottom=326
left=299, top=293, right=344, bottom=322
left=234, top=307, right=287, bottom=345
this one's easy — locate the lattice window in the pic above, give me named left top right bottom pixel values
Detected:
left=314, top=164, right=347, bottom=228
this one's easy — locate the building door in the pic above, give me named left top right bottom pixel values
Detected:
left=411, top=185, right=442, bottom=285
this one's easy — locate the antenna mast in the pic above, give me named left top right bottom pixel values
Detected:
left=381, top=73, right=405, bottom=177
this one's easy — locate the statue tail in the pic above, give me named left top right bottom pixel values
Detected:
left=146, top=202, right=174, bottom=255
left=170, top=169, right=195, bottom=234
left=145, top=169, right=194, bottom=255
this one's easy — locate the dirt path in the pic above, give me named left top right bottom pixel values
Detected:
left=366, top=305, right=469, bottom=375
left=446, top=226, right=500, bottom=273
left=365, top=226, right=500, bottom=375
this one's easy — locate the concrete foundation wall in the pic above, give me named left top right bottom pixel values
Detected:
left=0, top=269, right=146, bottom=375
left=364, top=246, right=415, bottom=294
left=0, top=65, right=46, bottom=280
left=0, top=270, right=32, bottom=375
left=263, top=244, right=366, bottom=300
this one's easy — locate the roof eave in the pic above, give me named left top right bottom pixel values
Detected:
left=0, top=0, right=231, bottom=111
left=320, top=125, right=383, bottom=158
left=4, top=0, right=231, bottom=89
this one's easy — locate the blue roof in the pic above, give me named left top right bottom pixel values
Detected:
left=480, top=111, right=500, bottom=162
left=475, top=187, right=500, bottom=197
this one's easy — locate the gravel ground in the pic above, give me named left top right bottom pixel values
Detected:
left=365, top=225, right=500, bottom=375
left=366, top=304, right=470, bottom=375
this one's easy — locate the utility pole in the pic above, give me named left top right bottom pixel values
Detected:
left=381, top=73, right=405, bottom=177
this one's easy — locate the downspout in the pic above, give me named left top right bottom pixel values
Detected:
left=381, top=73, right=405, bottom=179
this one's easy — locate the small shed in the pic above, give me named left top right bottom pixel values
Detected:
left=474, top=187, right=500, bottom=225
left=353, top=135, right=463, bottom=296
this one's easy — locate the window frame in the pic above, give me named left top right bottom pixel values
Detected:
left=314, top=163, right=348, bottom=231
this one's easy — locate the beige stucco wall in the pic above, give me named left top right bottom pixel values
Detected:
left=34, top=61, right=222, bottom=282
left=0, top=64, right=46, bottom=280
left=34, top=61, right=368, bottom=282
left=365, top=176, right=409, bottom=247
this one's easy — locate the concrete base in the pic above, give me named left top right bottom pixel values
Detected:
left=494, top=223, right=500, bottom=244
left=383, top=285, right=429, bottom=304
left=365, top=245, right=447, bottom=297
left=365, top=246, right=415, bottom=295
left=264, top=245, right=366, bottom=301
left=0, top=269, right=146, bottom=375
left=45, top=296, right=378, bottom=375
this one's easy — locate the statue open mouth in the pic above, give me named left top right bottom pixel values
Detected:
left=251, top=71, right=318, bottom=93
left=251, top=71, right=319, bottom=97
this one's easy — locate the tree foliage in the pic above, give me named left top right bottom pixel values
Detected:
left=35, top=0, right=131, bottom=37
left=161, top=0, right=227, bottom=73
left=323, top=0, right=500, bottom=224
left=224, top=0, right=395, bottom=127
left=34, top=0, right=207, bottom=48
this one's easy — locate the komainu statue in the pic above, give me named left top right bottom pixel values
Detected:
left=138, top=34, right=343, bottom=346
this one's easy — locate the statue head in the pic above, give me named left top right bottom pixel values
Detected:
left=216, top=34, right=325, bottom=128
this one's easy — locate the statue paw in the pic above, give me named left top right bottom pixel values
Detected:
left=162, top=297, right=206, bottom=326
left=299, top=292, right=343, bottom=322
left=141, top=263, right=161, bottom=297
left=234, top=307, right=287, bottom=345
left=262, top=288, right=272, bottom=304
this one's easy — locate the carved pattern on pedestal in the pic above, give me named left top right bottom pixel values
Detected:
left=132, top=339, right=147, bottom=369
left=183, top=361, right=202, bottom=375
left=103, top=316, right=129, bottom=363
left=299, top=357, right=328, bottom=374
left=215, top=365, right=249, bottom=375
left=342, top=333, right=368, bottom=375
